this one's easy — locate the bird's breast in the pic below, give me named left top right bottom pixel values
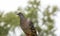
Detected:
left=20, top=20, right=29, bottom=30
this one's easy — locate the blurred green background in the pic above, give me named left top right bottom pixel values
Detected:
left=0, top=0, right=58, bottom=36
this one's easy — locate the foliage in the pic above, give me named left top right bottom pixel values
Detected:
left=42, top=6, right=57, bottom=36
left=0, top=12, right=10, bottom=36
left=0, top=12, right=20, bottom=36
left=0, top=0, right=58, bottom=36
left=3, top=12, right=20, bottom=27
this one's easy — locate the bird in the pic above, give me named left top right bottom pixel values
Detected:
left=17, top=13, right=37, bottom=36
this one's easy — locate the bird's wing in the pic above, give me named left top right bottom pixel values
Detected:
left=21, top=19, right=37, bottom=36
left=24, top=20, right=37, bottom=36
left=29, top=20, right=37, bottom=36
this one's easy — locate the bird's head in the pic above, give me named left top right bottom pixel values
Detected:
left=17, top=13, right=25, bottom=19
left=17, top=13, right=23, bottom=16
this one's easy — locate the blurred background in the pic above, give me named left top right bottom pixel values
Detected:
left=0, top=0, right=60, bottom=36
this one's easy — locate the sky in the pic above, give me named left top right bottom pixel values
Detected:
left=0, top=0, right=60, bottom=36
left=0, top=0, right=28, bottom=13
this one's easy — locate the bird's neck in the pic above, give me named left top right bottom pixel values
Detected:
left=19, top=15, right=25, bottom=21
